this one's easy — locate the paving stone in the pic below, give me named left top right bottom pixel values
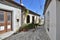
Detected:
left=4, top=26, right=50, bottom=40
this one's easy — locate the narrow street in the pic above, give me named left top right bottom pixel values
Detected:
left=4, top=26, right=50, bottom=40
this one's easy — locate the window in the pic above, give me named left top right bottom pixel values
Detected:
left=0, top=11, right=4, bottom=22
left=0, top=10, right=12, bottom=34
left=0, top=26, right=4, bottom=31
left=27, top=15, right=30, bottom=23
left=7, top=12, right=11, bottom=22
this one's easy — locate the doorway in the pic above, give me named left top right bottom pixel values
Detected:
left=0, top=10, right=12, bottom=34
left=32, top=16, right=34, bottom=23
left=27, top=15, right=30, bottom=23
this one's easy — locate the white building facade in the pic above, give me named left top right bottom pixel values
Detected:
left=44, top=0, right=56, bottom=40
left=21, top=6, right=40, bottom=25
left=22, top=11, right=40, bottom=24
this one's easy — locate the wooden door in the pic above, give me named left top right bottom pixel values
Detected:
left=0, top=10, right=12, bottom=34
left=7, top=12, right=12, bottom=32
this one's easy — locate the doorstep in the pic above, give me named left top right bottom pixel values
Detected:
left=0, top=31, right=14, bottom=40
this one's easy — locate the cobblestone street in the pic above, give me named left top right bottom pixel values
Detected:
left=4, top=26, right=50, bottom=40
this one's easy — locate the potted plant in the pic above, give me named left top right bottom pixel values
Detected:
left=19, top=23, right=36, bottom=32
left=19, top=24, right=28, bottom=32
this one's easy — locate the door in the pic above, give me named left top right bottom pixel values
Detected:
left=0, top=10, right=12, bottom=34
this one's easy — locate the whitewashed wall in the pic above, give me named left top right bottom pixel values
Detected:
left=23, top=13, right=40, bottom=24
left=0, top=3, right=21, bottom=33
left=56, top=0, right=60, bottom=40
left=44, top=0, right=56, bottom=40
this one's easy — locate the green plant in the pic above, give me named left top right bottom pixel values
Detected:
left=19, top=24, right=28, bottom=31
left=34, top=23, right=41, bottom=26
left=27, top=23, right=35, bottom=29
left=19, top=23, right=36, bottom=31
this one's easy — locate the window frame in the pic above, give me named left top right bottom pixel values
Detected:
left=0, top=9, right=13, bottom=34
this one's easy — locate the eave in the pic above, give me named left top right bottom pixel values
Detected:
left=43, top=0, right=52, bottom=15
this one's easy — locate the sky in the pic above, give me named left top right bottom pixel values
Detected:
left=14, top=0, right=45, bottom=17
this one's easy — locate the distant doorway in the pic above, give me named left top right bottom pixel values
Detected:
left=27, top=15, right=30, bottom=23
left=0, top=10, right=12, bottom=34
left=32, top=16, right=34, bottom=23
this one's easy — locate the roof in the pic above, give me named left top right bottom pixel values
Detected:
left=29, top=10, right=40, bottom=16
left=5, top=0, right=25, bottom=8
left=43, top=0, right=51, bottom=15
left=5, top=0, right=40, bottom=16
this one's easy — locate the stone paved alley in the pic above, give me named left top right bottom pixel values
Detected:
left=4, top=26, right=50, bottom=40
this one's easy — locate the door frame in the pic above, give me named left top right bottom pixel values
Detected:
left=0, top=9, right=13, bottom=34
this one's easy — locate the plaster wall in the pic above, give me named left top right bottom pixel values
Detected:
left=23, top=13, right=40, bottom=24
left=0, top=3, right=21, bottom=35
left=44, top=0, right=56, bottom=40
left=56, top=1, right=60, bottom=40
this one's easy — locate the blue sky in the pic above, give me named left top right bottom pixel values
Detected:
left=14, top=0, right=45, bottom=17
